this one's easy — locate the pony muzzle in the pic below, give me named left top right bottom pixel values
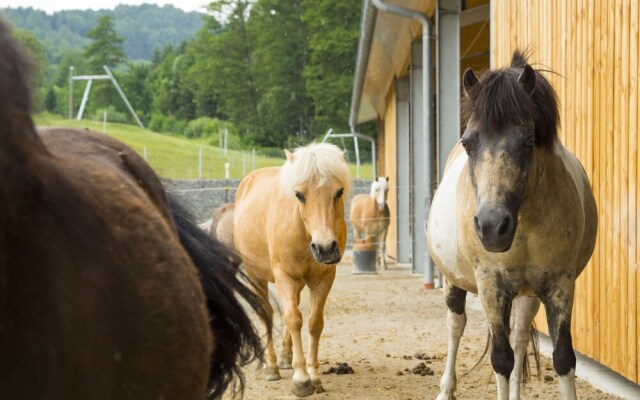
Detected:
left=474, top=206, right=517, bottom=252
left=310, top=240, right=341, bottom=264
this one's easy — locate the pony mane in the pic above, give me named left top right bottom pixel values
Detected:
left=279, top=142, right=351, bottom=195
left=461, top=49, right=560, bottom=150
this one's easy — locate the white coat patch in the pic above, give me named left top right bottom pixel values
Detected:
left=428, top=151, right=468, bottom=272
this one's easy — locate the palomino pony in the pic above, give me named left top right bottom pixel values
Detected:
left=0, top=20, right=264, bottom=399
left=427, top=50, right=597, bottom=400
left=349, top=176, right=391, bottom=270
left=233, top=143, right=350, bottom=397
left=210, top=202, right=235, bottom=250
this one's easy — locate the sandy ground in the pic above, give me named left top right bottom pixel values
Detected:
left=227, top=264, right=621, bottom=400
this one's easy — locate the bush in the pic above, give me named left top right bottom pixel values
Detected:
left=88, top=106, right=131, bottom=124
left=149, top=112, right=187, bottom=136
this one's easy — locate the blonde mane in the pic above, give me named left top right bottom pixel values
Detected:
left=279, top=142, right=351, bottom=195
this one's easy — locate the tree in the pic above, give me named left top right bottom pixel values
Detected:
left=120, top=61, right=152, bottom=123
left=13, top=29, right=48, bottom=111
left=82, top=15, right=128, bottom=115
left=45, top=88, right=57, bottom=112
left=83, top=15, right=127, bottom=71
left=302, top=0, right=362, bottom=137
left=202, top=0, right=261, bottom=140
left=249, top=0, right=311, bottom=146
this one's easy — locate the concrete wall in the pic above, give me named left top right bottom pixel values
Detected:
left=165, top=179, right=372, bottom=246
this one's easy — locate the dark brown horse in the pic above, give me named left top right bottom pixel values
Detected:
left=0, top=19, right=264, bottom=400
left=428, top=50, right=597, bottom=400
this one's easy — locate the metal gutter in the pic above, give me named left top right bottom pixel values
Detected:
left=349, top=0, right=378, bottom=133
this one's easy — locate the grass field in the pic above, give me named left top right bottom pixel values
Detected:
left=34, top=113, right=373, bottom=180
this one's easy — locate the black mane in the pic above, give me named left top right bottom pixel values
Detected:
left=461, top=49, right=560, bottom=150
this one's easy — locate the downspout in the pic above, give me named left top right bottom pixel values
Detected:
left=371, top=0, right=435, bottom=288
left=349, top=0, right=378, bottom=134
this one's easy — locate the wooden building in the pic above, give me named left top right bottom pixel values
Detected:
left=352, top=0, right=640, bottom=384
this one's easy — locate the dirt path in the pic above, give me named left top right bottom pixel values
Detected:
left=228, top=265, right=620, bottom=400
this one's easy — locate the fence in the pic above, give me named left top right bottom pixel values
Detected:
left=492, top=0, right=639, bottom=383
left=166, top=179, right=371, bottom=246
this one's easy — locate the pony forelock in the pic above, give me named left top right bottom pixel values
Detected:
left=279, top=142, right=351, bottom=196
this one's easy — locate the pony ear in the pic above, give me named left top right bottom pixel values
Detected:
left=463, top=68, right=479, bottom=96
left=385, top=176, right=389, bottom=182
left=284, top=149, right=295, bottom=163
left=518, top=64, right=536, bottom=95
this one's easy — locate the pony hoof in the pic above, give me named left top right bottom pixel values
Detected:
left=279, top=359, right=293, bottom=369
left=263, top=366, right=281, bottom=381
left=292, top=380, right=315, bottom=397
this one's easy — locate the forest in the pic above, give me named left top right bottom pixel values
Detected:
left=2, top=0, right=370, bottom=150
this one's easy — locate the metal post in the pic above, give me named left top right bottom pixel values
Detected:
left=143, top=146, right=147, bottom=161
left=68, top=66, right=74, bottom=120
left=198, top=147, right=203, bottom=179
left=224, top=163, right=230, bottom=202
left=219, top=130, right=223, bottom=154
left=102, top=66, right=144, bottom=128
left=242, top=151, right=246, bottom=177
left=437, top=0, right=461, bottom=182
left=252, top=148, right=256, bottom=171
left=436, top=0, right=462, bottom=288
left=396, top=77, right=411, bottom=264
left=102, top=110, right=107, bottom=132
left=224, top=129, right=228, bottom=157
left=353, top=135, right=360, bottom=178
left=77, top=79, right=93, bottom=120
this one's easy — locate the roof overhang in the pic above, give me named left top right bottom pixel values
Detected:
left=352, top=0, right=489, bottom=125
left=355, top=0, right=435, bottom=125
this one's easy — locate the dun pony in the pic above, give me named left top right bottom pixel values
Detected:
left=428, top=50, right=597, bottom=400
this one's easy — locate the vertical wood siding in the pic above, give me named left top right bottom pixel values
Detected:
left=491, top=0, right=640, bottom=383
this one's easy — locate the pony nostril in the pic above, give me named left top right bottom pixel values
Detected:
left=497, top=215, right=512, bottom=236
left=329, top=241, right=338, bottom=253
left=310, top=243, right=318, bottom=252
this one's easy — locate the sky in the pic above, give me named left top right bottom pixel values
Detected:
left=1, top=1, right=210, bottom=14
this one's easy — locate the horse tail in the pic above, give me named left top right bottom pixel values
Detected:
left=0, top=18, right=44, bottom=166
left=167, top=194, right=267, bottom=399
left=522, top=323, right=542, bottom=383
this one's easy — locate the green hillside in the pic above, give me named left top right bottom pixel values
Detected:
left=34, top=113, right=372, bottom=180
left=1, top=5, right=203, bottom=62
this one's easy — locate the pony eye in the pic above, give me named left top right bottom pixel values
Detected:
left=526, top=137, right=536, bottom=147
left=335, top=188, right=344, bottom=200
left=295, top=191, right=306, bottom=203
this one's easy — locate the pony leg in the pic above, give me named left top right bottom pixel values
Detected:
left=539, top=277, right=577, bottom=400
left=305, top=267, right=336, bottom=390
left=273, top=270, right=314, bottom=397
left=476, top=276, right=516, bottom=400
left=279, top=330, right=293, bottom=369
left=280, top=285, right=303, bottom=369
left=255, top=279, right=280, bottom=381
left=378, top=227, right=388, bottom=270
left=509, top=296, right=541, bottom=400
left=437, top=281, right=467, bottom=400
